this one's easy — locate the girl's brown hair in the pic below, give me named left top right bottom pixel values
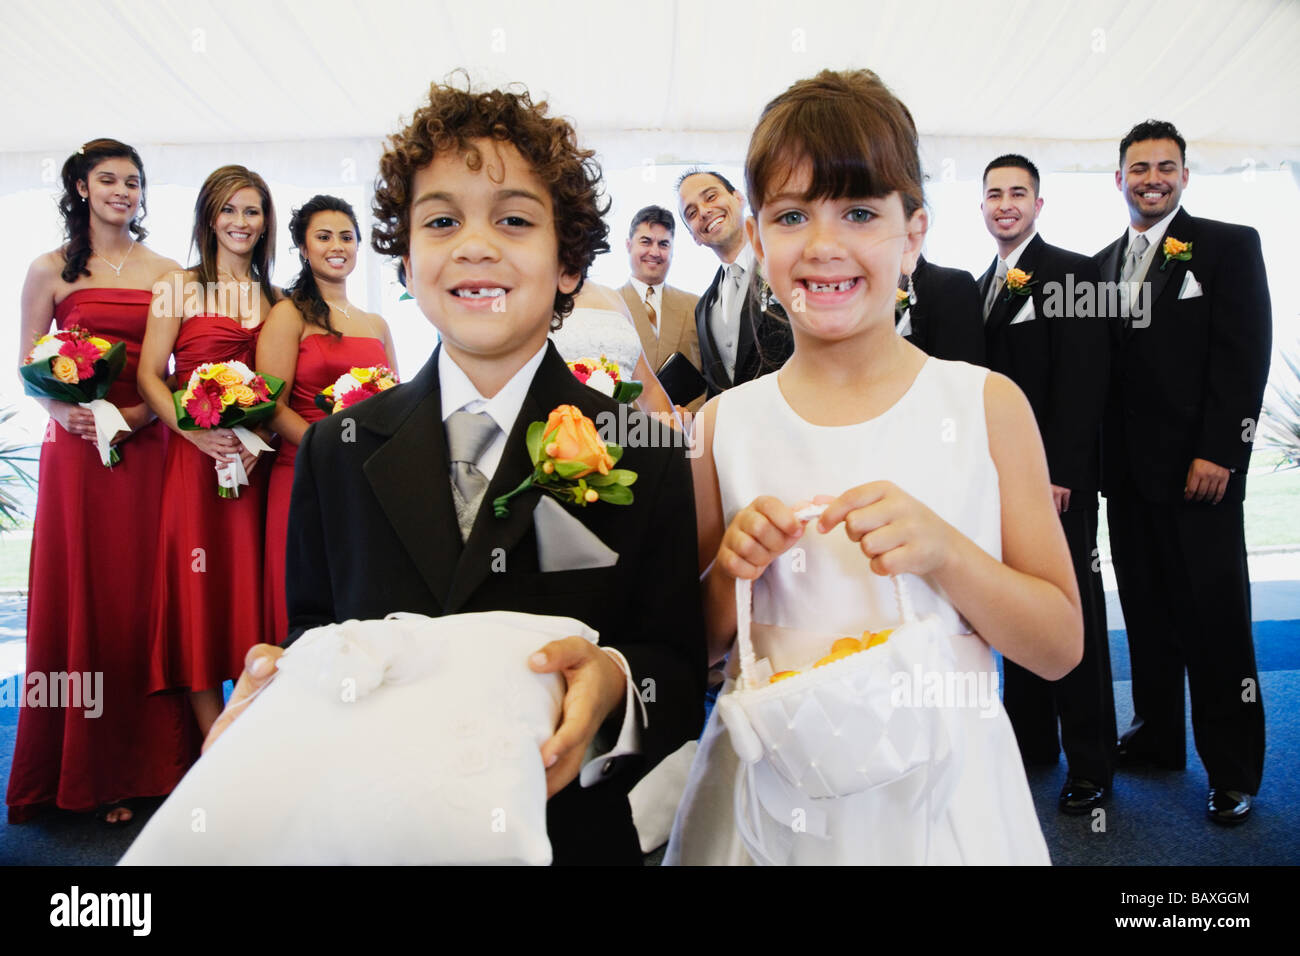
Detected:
left=745, top=69, right=924, bottom=218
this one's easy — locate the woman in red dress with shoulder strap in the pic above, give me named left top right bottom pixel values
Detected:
left=6, top=139, right=198, bottom=825
left=257, top=195, right=395, bottom=644
left=137, top=166, right=279, bottom=738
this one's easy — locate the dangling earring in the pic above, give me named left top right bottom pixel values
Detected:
left=906, top=272, right=916, bottom=306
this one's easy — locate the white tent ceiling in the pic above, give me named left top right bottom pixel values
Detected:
left=2, top=0, right=1298, bottom=185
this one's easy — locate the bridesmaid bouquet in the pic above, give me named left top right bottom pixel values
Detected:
left=566, top=356, right=642, bottom=404
left=21, top=326, right=127, bottom=466
left=172, top=361, right=284, bottom=498
left=314, top=365, right=399, bottom=415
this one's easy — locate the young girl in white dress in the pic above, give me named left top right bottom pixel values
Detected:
left=665, top=69, right=1083, bottom=865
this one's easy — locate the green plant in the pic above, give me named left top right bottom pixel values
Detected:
left=0, top=404, right=39, bottom=527
left=1261, top=346, right=1300, bottom=470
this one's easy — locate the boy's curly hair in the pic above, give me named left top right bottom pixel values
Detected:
left=372, top=75, right=610, bottom=325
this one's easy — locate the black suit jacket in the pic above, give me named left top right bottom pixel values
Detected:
left=902, top=255, right=986, bottom=366
left=284, top=342, right=707, bottom=863
left=1093, top=207, right=1272, bottom=504
left=694, top=264, right=794, bottom=398
left=979, top=233, right=1110, bottom=497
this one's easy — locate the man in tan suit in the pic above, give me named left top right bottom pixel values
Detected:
left=619, top=205, right=705, bottom=412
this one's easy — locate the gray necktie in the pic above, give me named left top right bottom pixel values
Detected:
left=1120, top=233, right=1149, bottom=283
left=983, top=259, right=1008, bottom=321
left=446, top=410, right=499, bottom=541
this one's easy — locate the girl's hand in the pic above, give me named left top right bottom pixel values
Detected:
left=185, top=427, right=242, bottom=463
left=818, top=481, right=957, bottom=577
left=715, top=495, right=807, bottom=580
left=48, top=402, right=97, bottom=440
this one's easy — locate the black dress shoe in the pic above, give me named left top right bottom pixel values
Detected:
left=1059, top=777, right=1108, bottom=815
left=1206, top=788, right=1253, bottom=825
left=1115, top=739, right=1185, bottom=771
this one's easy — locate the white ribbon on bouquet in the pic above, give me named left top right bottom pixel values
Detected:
left=78, top=399, right=129, bottom=466
left=214, top=426, right=274, bottom=496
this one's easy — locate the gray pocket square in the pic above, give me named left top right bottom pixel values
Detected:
left=533, top=496, right=620, bottom=571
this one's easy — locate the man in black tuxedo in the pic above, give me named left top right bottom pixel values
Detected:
left=677, top=169, right=793, bottom=397
left=898, top=254, right=985, bottom=365
left=978, top=154, right=1115, bottom=814
left=1096, top=120, right=1270, bottom=825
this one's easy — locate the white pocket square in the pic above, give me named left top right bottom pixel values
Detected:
left=1008, top=297, right=1036, bottom=325
left=1178, top=270, right=1204, bottom=299
left=533, top=496, right=619, bottom=571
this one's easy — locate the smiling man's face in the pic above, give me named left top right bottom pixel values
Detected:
left=678, top=173, right=746, bottom=256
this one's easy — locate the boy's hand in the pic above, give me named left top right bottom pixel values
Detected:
left=202, top=643, right=283, bottom=754
left=530, top=637, right=627, bottom=798
left=715, top=495, right=806, bottom=580
left=819, top=481, right=957, bottom=577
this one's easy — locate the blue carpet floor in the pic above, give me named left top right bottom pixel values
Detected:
left=3, top=618, right=1298, bottom=866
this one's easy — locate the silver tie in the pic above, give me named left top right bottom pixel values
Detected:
left=1120, top=233, right=1150, bottom=283
left=445, top=410, right=499, bottom=541
left=983, top=259, right=1008, bottom=321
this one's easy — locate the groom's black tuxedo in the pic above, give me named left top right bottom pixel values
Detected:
left=1094, top=207, right=1270, bottom=790
left=694, top=267, right=793, bottom=398
left=283, top=342, right=707, bottom=863
left=901, top=255, right=986, bottom=366
left=978, top=233, right=1115, bottom=784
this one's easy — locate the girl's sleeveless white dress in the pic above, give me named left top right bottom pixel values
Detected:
left=664, top=359, right=1051, bottom=865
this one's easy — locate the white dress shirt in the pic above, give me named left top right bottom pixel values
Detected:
left=628, top=277, right=663, bottom=338
left=1001, top=228, right=1038, bottom=272
left=710, top=242, right=754, bottom=382
left=437, top=343, right=645, bottom=783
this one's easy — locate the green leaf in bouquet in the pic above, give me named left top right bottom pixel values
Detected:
left=85, top=341, right=127, bottom=401
left=607, top=442, right=623, bottom=465
left=595, top=483, right=634, bottom=505
left=607, top=468, right=637, bottom=486
left=19, top=362, right=86, bottom=404
left=314, top=392, right=336, bottom=415
left=613, top=380, right=643, bottom=404
left=526, top=421, right=547, bottom=464
left=553, top=459, right=593, bottom=479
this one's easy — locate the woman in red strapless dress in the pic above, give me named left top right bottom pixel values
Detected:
left=7, top=139, right=197, bottom=825
left=137, top=165, right=281, bottom=738
left=257, top=195, right=395, bottom=643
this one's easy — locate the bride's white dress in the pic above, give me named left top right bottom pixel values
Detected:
left=550, top=307, right=643, bottom=378
left=664, top=359, right=1051, bottom=865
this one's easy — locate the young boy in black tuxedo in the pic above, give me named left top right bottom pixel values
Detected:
left=207, top=80, right=706, bottom=864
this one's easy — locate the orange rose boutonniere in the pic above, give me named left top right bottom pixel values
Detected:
left=492, top=404, right=637, bottom=516
left=1003, top=267, right=1034, bottom=301
left=894, top=287, right=911, bottom=318
left=1160, top=236, right=1192, bottom=271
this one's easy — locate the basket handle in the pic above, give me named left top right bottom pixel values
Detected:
left=733, top=572, right=918, bottom=691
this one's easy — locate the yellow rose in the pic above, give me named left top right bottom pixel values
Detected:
left=214, top=367, right=244, bottom=388
left=87, top=337, right=112, bottom=352
left=1164, top=237, right=1189, bottom=256
left=229, top=384, right=258, bottom=407
left=1005, top=267, right=1031, bottom=290
left=351, top=367, right=374, bottom=384
left=219, top=388, right=237, bottom=409
left=51, top=355, right=79, bottom=383
left=542, top=405, right=614, bottom=478
left=896, top=288, right=910, bottom=303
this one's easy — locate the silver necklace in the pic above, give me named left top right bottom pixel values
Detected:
left=330, top=301, right=352, bottom=320
left=95, top=239, right=135, bottom=277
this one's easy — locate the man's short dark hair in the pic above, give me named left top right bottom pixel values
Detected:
left=676, top=167, right=737, bottom=194
left=628, top=204, right=676, bottom=239
left=1119, top=119, right=1187, bottom=167
left=983, top=154, right=1040, bottom=195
